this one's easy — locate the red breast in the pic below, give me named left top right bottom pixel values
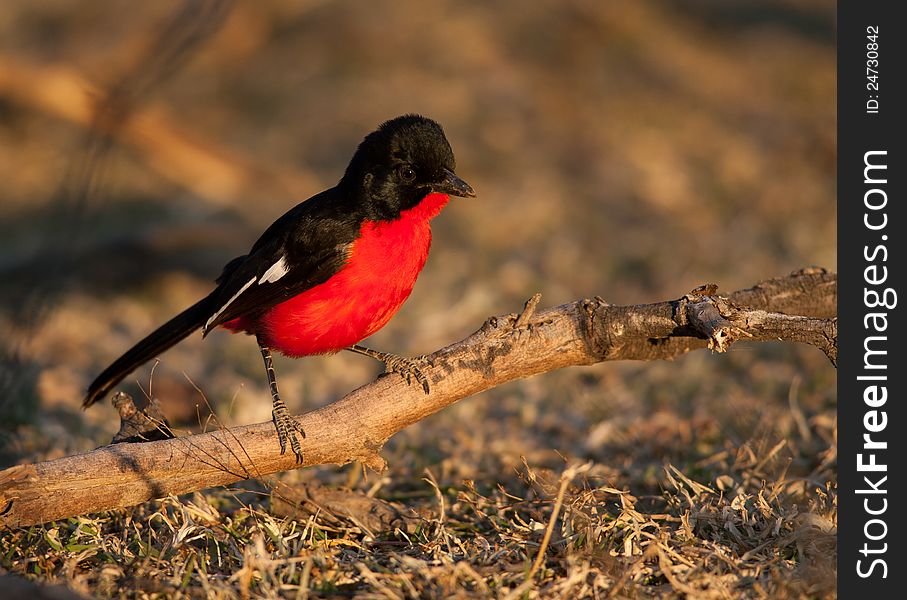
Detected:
left=224, top=192, right=451, bottom=356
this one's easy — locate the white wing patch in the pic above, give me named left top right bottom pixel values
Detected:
left=205, top=276, right=256, bottom=331
left=204, top=257, right=289, bottom=332
left=259, top=256, right=289, bottom=284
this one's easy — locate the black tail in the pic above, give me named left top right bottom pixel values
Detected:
left=83, top=294, right=217, bottom=408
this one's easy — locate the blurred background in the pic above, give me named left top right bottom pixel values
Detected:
left=0, top=0, right=835, bottom=492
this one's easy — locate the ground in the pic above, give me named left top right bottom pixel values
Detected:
left=1, top=1, right=836, bottom=597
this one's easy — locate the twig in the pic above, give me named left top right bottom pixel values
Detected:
left=0, top=268, right=836, bottom=528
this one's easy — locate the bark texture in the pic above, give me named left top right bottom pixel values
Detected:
left=0, top=267, right=836, bottom=528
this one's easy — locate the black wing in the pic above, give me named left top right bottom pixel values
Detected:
left=202, top=188, right=361, bottom=334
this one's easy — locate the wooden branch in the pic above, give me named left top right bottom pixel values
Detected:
left=0, top=267, right=836, bottom=528
left=0, top=55, right=317, bottom=210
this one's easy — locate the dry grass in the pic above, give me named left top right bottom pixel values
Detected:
left=0, top=0, right=836, bottom=597
left=1, top=425, right=836, bottom=598
left=1, top=357, right=839, bottom=598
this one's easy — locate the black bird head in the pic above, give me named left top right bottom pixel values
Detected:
left=342, top=114, right=476, bottom=219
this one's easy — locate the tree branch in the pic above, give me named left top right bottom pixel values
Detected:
left=0, top=267, right=836, bottom=528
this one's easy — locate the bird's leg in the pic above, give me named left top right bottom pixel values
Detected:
left=346, top=344, right=430, bottom=394
left=257, top=334, right=305, bottom=463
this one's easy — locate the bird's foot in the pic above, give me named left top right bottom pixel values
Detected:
left=381, top=353, right=431, bottom=394
left=272, top=405, right=306, bottom=463
left=347, top=345, right=431, bottom=393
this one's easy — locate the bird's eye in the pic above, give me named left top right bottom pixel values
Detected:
left=398, top=166, right=416, bottom=182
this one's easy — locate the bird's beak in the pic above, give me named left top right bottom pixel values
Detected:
left=434, top=168, right=476, bottom=198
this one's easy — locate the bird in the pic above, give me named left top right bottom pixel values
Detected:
left=83, top=114, right=476, bottom=462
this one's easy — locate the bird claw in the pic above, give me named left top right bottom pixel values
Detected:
left=272, top=407, right=306, bottom=463
left=383, top=354, right=430, bottom=394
